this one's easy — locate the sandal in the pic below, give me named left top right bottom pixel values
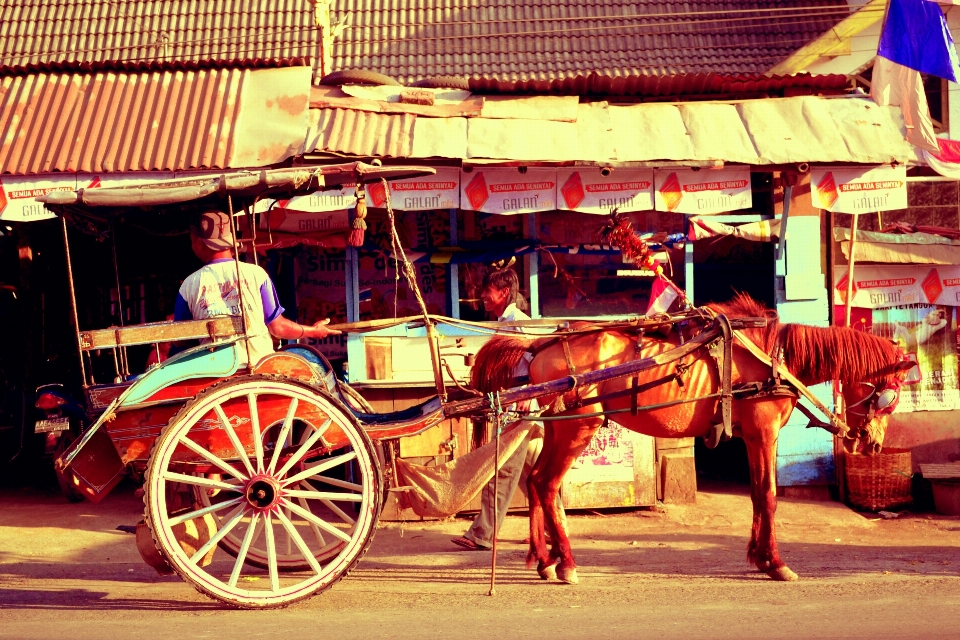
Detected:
left=451, top=536, right=488, bottom=551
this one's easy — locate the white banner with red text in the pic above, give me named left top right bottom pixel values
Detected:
left=653, top=167, right=752, bottom=215
left=556, top=168, right=654, bottom=214
left=833, top=264, right=960, bottom=308
left=811, top=165, right=907, bottom=213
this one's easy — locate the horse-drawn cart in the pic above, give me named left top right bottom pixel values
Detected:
left=44, top=164, right=906, bottom=607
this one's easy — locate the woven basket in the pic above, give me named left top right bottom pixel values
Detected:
left=844, top=448, right=913, bottom=511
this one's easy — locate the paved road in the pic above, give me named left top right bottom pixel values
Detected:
left=2, top=484, right=959, bottom=639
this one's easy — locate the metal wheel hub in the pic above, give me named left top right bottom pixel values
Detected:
left=244, top=474, right=282, bottom=511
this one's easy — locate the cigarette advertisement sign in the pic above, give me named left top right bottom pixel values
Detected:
left=833, top=265, right=960, bottom=308
left=838, top=304, right=959, bottom=412
left=653, top=168, right=752, bottom=214
left=460, top=167, right=556, bottom=214
left=256, top=186, right=358, bottom=215
left=811, top=165, right=907, bottom=213
left=556, top=169, right=654, bottom=214
left=0, top=175, right=77, bottom=222
left=367, top=167, right=460, bottom=211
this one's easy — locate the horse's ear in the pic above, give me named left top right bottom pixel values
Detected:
left=894, top=360, right=917, bottom=372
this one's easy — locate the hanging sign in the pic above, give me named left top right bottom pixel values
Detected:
left=557, top=169, right=654, bottom=214
left=459, top=167, right=556, bottom=214
left=259, top=208, right=350, bottom=234
left=367, top=167, right=460, bottom=211
left=811, top=165, right=907, bottom=213
left=653, top=168, right=752, bottom=214
left=256, top=186, right=358, bottom=214
left=833, top=264, right=960, bottom=308
left=0, top=174, right=77, bottom=222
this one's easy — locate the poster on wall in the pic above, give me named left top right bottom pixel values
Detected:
left=556, top=168, right=654, bottom=214
left=564, top=419, right=635, bottom=483
left=459, top=167, right=556, bottom=214
left=653, top=168, right=752, bottom=214
left=833, top=265, right=960, bottom=308
left=293, top=248, right=349, bottom=359
left=0, top=174, right=77, bottom=222
left=839, top=304, right=960, bottom=412
left=810, top=165, right=907, bottom=213
left=368, top=167, right=460, bottom=210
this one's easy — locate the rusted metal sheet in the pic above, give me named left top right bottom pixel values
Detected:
left=305, top=108, right=415, bottom=158
left=0, top=64, right=311, bottom=175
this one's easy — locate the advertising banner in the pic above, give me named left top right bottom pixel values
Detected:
left=0, top=174, right=77, bottom=222
left=653, top=168, right=752, bottom=214
left=259, top=208, right=350, bottom=235
left=565, top=419, right=636, bottom=483
left=833, top=265, right=960, bottom=308
left=367, top=167, right=460, bottom=211
left=556, top=168, right=654, bottom=214
left=838, top=304, right=960, bottom=412
left=459, top=167, right=556, bottom=214
left=811, top=165, right=907, bottom=213
left=256, top=186, right=358, bottom=215
left=293, top=249, right=350, bottom=359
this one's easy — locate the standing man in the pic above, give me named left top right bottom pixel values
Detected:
left=451, top=267, right=566, bottom=550
left=174, top=210, right=340, bottom=365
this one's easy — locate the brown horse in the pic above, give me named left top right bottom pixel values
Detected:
left=471, top=295, right=913, bottom=584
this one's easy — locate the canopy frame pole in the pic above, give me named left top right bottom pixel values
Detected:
left=61, top=215, right=88, bottom=388
left=844, top=213, right=860, bottom=329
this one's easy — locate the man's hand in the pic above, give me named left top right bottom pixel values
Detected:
left=268, top=315, right=342, bottom=340
left=304, top=318, right=341, bottom=339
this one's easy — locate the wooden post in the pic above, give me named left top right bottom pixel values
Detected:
left=844, top=213, right=860, bottom=328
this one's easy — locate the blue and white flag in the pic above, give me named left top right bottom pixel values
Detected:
left=879, top=0, right=960, bottom=82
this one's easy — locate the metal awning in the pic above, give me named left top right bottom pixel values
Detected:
left=306, top=95, right=915, bottom=165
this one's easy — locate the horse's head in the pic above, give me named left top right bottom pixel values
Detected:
left=840, top=358, right=914, bottom=455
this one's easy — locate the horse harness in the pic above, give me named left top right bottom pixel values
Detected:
left=526, top=312, right=847, bottom=446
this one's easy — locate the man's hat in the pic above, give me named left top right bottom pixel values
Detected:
left=191, top=210, right=234, bottom=251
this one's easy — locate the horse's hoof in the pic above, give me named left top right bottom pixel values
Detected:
left=557, top=566, right=579, bottom=585
left=767, top=566, right=799, bottom=582
left=538, top=561, right=558, bottom=581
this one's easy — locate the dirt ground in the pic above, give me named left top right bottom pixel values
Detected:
left=1, top=481, right=958, bottom=640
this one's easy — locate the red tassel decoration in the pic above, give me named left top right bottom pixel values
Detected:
left=347, top=183, right=368, bottom=247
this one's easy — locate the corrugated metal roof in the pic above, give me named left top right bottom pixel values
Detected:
left=306, top=108, right=416, bottom=158
left=305, top=95, right=914, bottom=165
left=0, top=1, right=320, bottom=76
left=332, top=0, right=851, bottom=83
left=0, top=57, right=311, bottom=76
left=0, top=64, right=312, bottom=175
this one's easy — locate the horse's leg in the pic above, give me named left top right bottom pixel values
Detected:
left=531, top=418, right=602, bottom=585
left=742, top=402, right=798, bottom=582
left=525, top=435, right=554, bottom=580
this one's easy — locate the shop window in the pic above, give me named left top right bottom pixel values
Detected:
left=537, top=211, right=685, bottom=318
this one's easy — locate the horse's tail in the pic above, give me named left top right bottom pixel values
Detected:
left=471, top=335, right=533, bottom=393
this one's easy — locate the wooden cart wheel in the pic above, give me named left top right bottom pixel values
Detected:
left=144, top=375, right=381, bottom=609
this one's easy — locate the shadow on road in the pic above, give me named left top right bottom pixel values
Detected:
left=0, top=587, right=226, bottom=611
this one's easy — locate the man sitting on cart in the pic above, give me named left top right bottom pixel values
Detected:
left=173, top=210, right=340, bottom=365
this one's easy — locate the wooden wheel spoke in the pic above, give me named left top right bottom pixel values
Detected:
left=228, top=512, right=261, bottom=588
left=283, top=498, right=352, bottom=544
left=321, top=499, right=356, bottom=526
left=308, top=475, right=364, bottom=492
left=213, top=404, right=255, bottom=477
left=296, top=497, right=326, bottom=547
left=248, top=393, right=264, bottom=474
left=163, top=471, right=241, bottom=493
left=275, top=418, right=332, bottom=479
left=262, top=515, right=280, bottom=593
left=283, top=489, right=362, bottom=503
left=178, top=437, right=248, bottom=481
left=281, top=451, right=357, bottom=487
left=274, top=509, right=323, bottom=574
left=189, top=504, right=246, bottom=565
left=169, top=496, right=244, bottom=528
left=267, top=397, right=299, bottom=474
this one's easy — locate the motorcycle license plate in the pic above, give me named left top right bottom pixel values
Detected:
left=35, top=417, right=70, bottom=433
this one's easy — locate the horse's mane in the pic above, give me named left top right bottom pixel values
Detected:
left=708, top=293, right=782, bottom=353
left=782, top=324, right=902, bottom=385
left=470, top=335, right=532, bottom=393
left=709, top=293, right=901, bottom=385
